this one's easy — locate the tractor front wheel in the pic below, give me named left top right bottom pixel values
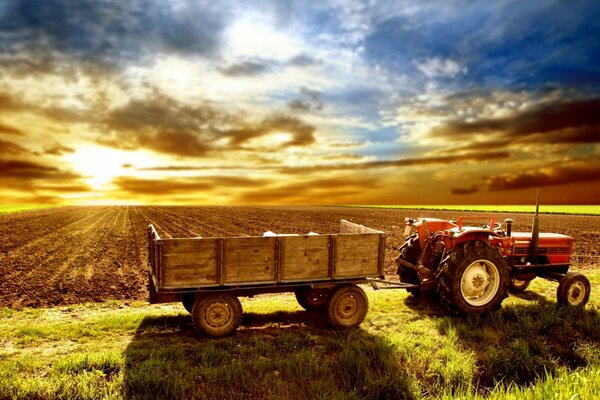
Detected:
left=395, top=235, right=422, bottom=297
left=438, top=241, right=509, bottom=314
left=557, top=272, right=590, bottom=309
left=192, top=293, right=243, bottom=338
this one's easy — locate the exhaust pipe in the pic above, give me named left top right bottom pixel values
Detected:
left=504, top=218, right=513, bottom=237
left=530, top=189, right=540, bottom=262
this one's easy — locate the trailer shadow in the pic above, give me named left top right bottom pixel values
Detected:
left=402, top=292, right=600, bottom=390
left=122, top=309, right=417, bottom=400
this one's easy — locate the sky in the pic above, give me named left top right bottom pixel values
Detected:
left=0, top=0, right=599, bottom=206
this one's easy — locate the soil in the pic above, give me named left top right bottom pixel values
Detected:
left=0, top=206, right=598, bottom=308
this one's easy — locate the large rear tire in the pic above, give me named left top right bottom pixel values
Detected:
left=557, top=272, right=590, bottom=309
left=294, top=286, right=330, bottom=311
left=395, top=235, right=422, bottom=296
left=192, top=294, right=242, bottom=338
left=438, top=241, right=509, bottom=314
left=326, top=285, right=368, bottom=329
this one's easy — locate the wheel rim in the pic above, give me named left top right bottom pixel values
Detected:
left=336, top=294, right=359, bottom=322
left=204, top=301, right=233, bottom=328
left=567, top=281, right=586, bottom=305
left=460, top=259, right=500, bottom=306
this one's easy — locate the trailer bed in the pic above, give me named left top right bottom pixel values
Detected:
left=148, top=220, right=385, bottom=303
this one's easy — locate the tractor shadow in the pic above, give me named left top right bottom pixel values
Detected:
left=122, top=307, right=416, bottom=400
left=402, top=291, right=600, bottom=390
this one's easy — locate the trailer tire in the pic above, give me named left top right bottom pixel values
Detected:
left=557, top=272, right=590, bottom=309
left=326, top=284, right=368, bottom=329
left=395, top=235, right=422, bottom=296
left=295, top=287, right=330, bottom=311
left=438, top=241, right=509, bottom=314
left=182, top=292, right=195, bottom=314
left=192, top=294, right=242, bottom=338
left=508, top=278, right=532, bottom=293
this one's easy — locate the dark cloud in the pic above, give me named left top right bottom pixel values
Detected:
left=114, top=175, right=267, bottom=196
left=486, top=161, right=600, bottom=191
left=287, top=87, right=324, bottom=112
left=219, top=59, right=272, bottom=77
left=451, top=185, right=480, bottom=195
left=0, top=0, right=226, bottom=72
left=0, top=139, right=28, bottom=155
left=287, top=54, right=321, bottom=67
left=430, top=98, right=600, bottom=143
left=219, top=115, right=316, bottom=147
left=0, top=159, right=80, bottom=180
left=236, top=176, right=381, bottom=204
left=278, top=151, right=510, bottom=174
left=0, top=122, right=25, bottom=136
left=44, top=144, right=75, bottom=156
left=34, top=183, right=92, bottom=193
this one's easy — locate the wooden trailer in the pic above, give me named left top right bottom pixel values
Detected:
left=147, top=220, right=386, bottom=337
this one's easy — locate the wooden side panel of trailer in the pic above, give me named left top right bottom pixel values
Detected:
left=334, top=234, right=381, bottom=277
left=280, top=235, right=330, bottom=281
left=161, top=239, right=219, bottom=287
left=224, top=237, right=277, bottom=283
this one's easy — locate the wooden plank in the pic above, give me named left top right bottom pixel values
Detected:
left=280, top=235, right=329, bottom=281
left=224, top=237, right=276, bottom=283
left=161, top=238, right=218, bottom=287
left=335, top=234, right=380, bottom=277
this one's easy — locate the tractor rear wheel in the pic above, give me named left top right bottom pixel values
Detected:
left=438, top=241, right=509, bottom=314
left=192, top=293, right=243, bottom=338
left=294, top=286, right=330, bottom=311
left=396, top=235, right=422, bottom=296
left=326, top=284, right=368, bottom=329
left=557, top=272, right=590, bottom=309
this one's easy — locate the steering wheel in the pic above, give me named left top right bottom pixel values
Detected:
left=483, top=222, right=502, bottom=230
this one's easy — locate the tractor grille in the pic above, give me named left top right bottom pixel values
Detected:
left=513, top=247, right=571, bottom=256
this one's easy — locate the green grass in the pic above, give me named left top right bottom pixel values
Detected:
left=0, top=205, right=56, bottom=214
left=1, top=272, right=599, bottom=399
left=345, top=205, right=600, bottom=215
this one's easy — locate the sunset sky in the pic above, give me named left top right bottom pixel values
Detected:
left=1, top=0, right=599, bottom=205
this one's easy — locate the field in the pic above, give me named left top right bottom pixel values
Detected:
left=1, top=206, right=599, bottom=399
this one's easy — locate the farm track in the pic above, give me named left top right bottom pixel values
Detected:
left=0, top=206, right=598, bottom=308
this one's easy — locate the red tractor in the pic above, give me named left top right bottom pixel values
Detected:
left=395, top=202, right=591, bottom=314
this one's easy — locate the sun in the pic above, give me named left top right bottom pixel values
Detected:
left=64, top=146, right=157, bottom=189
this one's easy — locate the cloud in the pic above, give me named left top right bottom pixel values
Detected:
left=287, top=87, right=324, bottom=112
left=430, top=98, right=600, bottom=142
left=219, top=59, right=272, bottom=77
left=44, top=144, right=75, bottom=156
left=114, top=175, right=267, bottom=196
left=451, top=184, right=480, bottom=195
left=287, top=54, right=321, bottom=67
left=414, top=57, right=465, bottom=78
left=0, top=122, right=25, bottom=135
left=0, top=159, right=81, bottom=181
left=219, top=115, right=316, bottom=147
left=0, top=139, right=28, bottom=155
left=0, top=0, right=227, bottom=72
left=486, top=160, right=600, bottom=191
left=278, top=151, right=510, bottom=174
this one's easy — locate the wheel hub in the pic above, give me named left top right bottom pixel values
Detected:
left=567, top=282, right=585, bottom=305
left=460, top=259, right=500, bottom=306
left=337, top=295, right=358, bottom=320
left=204, top=302, right=232, bottom=328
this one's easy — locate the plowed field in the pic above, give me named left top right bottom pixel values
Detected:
left=0, top=206, right=598, bottom=308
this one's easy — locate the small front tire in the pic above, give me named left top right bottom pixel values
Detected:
left=326, top=285, right=368, bottom=329
left=557, top=272, right=590, bottom=309
left=295, top=286, right=330, bottom=311
left=192, top=294, right=242, bottom=338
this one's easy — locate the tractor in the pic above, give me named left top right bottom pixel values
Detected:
left=395, top=200, right=591, bottom=314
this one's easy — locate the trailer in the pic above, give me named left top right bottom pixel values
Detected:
left=148, top=220, right=396, bottom=337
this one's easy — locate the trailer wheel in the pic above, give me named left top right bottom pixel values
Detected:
left=295, top=287, right=330, bottom=311
left=326, top=285, right=368, bottom=329
left=438, top=241, right=509, bottom=314
left=192, top=294, right=242, bottom=338
left=182, top=292, right=195, bottom=314
left=557, top=272, right=590, bottom=309
left=395, top=235, right=422, bottom=296
left=508, top=278, right=532, bottom=293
